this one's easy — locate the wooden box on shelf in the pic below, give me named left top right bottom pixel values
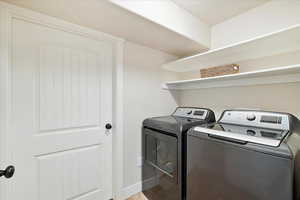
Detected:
left=200, top=64, right=239, bottom=78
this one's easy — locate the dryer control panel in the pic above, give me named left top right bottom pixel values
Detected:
left=172, top=107, right=208, bottom=120
left=219, top=110, right=290, bottom=130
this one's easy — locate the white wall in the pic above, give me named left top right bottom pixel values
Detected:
left=2, top=0, right=300, bottom=195
left=179, top=0, right=300, bottom=119
left=211, top=0, right=300, bottom=49
left=177, top=0, right=300, bottom=79
left=123, top=42, right=179, bottom=188
left=110, top=0, right=211, bottom=48
left=0, top=0, right=180, bottom=195
left=177, top=50, right=300, bottom=80
left=179, top=82, right=300, bottom=119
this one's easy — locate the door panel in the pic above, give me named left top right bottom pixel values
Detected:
left=39, top=46, right=100, bottom=131
left=38, top=145, right=101, bottom=200
left=11, top=18, right=113, bottom=200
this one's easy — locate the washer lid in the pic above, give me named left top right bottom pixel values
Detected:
left=143, top=116, right=208, bottom=135
left=194, top=123, right=289, bottom=147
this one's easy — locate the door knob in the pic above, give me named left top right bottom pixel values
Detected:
left=0, top=166, right=15, bottom=179
left=105, top=123, right=112, bottom=130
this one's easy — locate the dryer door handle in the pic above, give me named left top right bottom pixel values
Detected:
left=146, top=161, right=174, bottom=178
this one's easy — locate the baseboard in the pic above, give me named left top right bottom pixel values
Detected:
left=121, top=181, right=142, bottom=200
left=120, top=177, right=157, bottom=199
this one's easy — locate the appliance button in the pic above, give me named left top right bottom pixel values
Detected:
left=247, top=129, right=256, bottom=136
left=247, top=113, right=256, bottom=121
left=187, top=110, right=192, bottom=115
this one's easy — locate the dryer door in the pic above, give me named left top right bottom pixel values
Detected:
left=142, top=128, right=180, bottom=200
left=144, top=128, right=178, bottom=181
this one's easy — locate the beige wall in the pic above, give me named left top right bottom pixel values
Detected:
left=123, top=42, right=179, bottom=187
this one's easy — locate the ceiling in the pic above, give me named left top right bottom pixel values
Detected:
left=2, top=0, right=210, bottom=57
left=172, top=0, right=270, bottom=25
left=1, top=0, right=270, bottom=57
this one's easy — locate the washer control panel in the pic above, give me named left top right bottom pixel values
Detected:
left=220, top=110, right=290, bottom=130
left=172, top=107, right=208, bottom=120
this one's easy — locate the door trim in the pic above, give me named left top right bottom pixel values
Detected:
left=0, top=2, right=125, bottom=200
left=113, top=40, right=125, bottom=200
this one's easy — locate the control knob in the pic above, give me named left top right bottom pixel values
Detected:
left=247, top=113, right=256, bottom=121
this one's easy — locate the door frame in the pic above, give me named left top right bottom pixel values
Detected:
left=0, top=2, right=125, bottom=200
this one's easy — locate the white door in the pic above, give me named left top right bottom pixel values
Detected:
left=9, top=17, right=113, bottom=200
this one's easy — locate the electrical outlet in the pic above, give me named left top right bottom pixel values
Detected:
left=137, top=156, right=143, bottom=167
